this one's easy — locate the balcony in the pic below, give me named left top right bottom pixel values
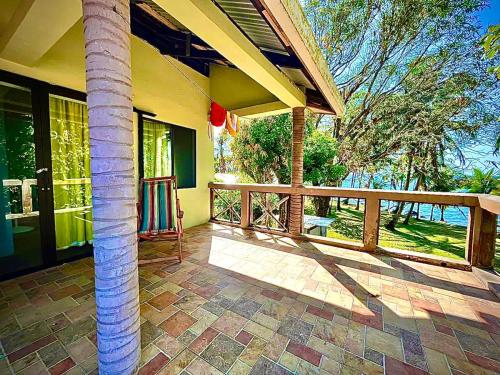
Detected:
left=1, top=222, right=499, bottom=374
left=210, top=183, right=500, bottom=271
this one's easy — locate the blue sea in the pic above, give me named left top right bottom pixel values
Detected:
left=340, top=180, right=498, bottom=229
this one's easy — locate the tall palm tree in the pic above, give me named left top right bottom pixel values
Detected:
left=82, top=0, right=141, bottom=373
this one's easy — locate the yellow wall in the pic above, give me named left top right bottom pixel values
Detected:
left=0, top=20, right=214, bottom=228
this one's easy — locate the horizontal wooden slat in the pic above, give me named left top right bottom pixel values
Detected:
left=209, top=183, right=482, bottom=206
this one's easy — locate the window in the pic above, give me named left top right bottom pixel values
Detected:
left=140, top=116, right=196, bottom=189
left=143, top=118, right=172, bottom=178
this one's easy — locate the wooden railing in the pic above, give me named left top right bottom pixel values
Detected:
left=209, top=182, right=499, bottom=269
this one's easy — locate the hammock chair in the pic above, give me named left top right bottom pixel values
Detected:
left=137, top=176, right=183, bottom=265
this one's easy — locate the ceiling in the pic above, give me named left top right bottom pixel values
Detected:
left=130, top=0, right=332, bottom=112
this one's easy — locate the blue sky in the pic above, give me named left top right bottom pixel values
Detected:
left=477, top=0, right=500, bottom=30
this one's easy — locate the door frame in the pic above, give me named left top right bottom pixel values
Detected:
left=0, top=70, right=92, bottom=280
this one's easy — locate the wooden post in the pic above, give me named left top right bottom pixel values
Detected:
left=477, top=210, right=497, bottom=268
left=363, top=198, right=380, bottom=251
left=210, top=188, right=215, bottom=220
left=241, top=190, right=250, bottom=228
left=289, top=107, right=305, bottom=236
left=469, top=207, right=497, bottom=268
left=465, top=207, right=477, bottom=263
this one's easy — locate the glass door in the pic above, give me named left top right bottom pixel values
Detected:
left=0, top=81, right=45, bottom=277
left=49, top=95, right=93, bottom=261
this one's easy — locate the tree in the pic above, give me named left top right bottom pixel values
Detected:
left=231, top=114, right=292, bottom=184
left=464, top=168, right=499, bottom=194
left=303, top=0, right=499, bottom=178
left=83, top=0, right=140, bottom=373
left=303, top=130, right=346, bottom=216
left=482, top=24, right=500, bottom=79
left=231, top=113, right=347, bottom=217
left=215, top=129, right=231, bottom=173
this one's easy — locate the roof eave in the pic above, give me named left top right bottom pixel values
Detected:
left=258, top=0, right=345, bottom=117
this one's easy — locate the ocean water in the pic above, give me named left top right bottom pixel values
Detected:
left=380, top=201, right=470, bottom=227
left=340, top=178, right=499, bottom=229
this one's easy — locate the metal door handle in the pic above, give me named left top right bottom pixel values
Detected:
left=36, top=168, right=48, bottom=174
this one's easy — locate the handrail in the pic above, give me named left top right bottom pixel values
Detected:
left=209, top=182, right=498, bottom=270
left=478, top=195, right=500, bottom=215
left=209, top=182, right=481, bottom=206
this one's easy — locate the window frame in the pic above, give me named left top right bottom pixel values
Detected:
left=138, top=113, right=197, bottom=189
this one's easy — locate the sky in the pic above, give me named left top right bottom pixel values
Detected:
left=477, top=0, right=500, bottom=30
left=463, top=0, right=500, bottom=173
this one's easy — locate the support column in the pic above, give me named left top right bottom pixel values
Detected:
left=241, top=190, right=250, bottom=228
left=289, top=107, right=305, bottom=236
left=363, top=198, right=380, bottom=251
left=469, top=207, right=497, bottom=268
left=82, top=1, right=141, bottom=373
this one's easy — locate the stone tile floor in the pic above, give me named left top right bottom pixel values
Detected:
left=1, top=223, right=499, bottom=375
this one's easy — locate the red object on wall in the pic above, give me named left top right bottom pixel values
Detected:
left=210, top=101, right=227, bottom=127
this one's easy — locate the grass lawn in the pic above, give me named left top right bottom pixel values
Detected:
left=305, top=202, right=500, bottom=270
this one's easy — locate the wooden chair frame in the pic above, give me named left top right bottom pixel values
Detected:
left=137, top=176, right=184, bottom=265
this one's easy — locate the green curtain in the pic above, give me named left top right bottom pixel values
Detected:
left=50, top=96, right=93, bottom=250
left=143, top=119, right=172, bottom=178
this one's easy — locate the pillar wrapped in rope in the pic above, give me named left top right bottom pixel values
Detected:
left=289, top=107, right=305, bottom=236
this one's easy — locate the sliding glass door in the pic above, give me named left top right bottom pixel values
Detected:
left=0, top=72, right=95, bottom=279
left=0, top=81, right=45, bottom=277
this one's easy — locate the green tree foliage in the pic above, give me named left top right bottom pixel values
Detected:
left=231, top=114, right=346, bottom=216
left=214, top=129, right=232, bottom=174
left=303, top=0, right=499, bottom=172
left=464, top=168, right=499, bottom=194
left=303, top=130, right=346, bottom=186
left=231, top=114, right=293, bottom=184
left=304, top=130, right=346, bottom=216
left=482, top=24, right=500, bottom=78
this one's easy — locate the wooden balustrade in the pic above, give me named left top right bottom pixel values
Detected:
left=209, top=182, right=499, bottom=269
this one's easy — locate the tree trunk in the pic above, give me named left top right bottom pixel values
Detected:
left=440, top=206, right=446, bottom=222
left=313, top=196, right=331, bottom=217
left=430, top=205, right=435, bottom=221
left=403, top=175, right=422, bottom=225
left=82, top=0, right=140, bottom=373
left=403, top=202, right=415, bottom=225
left=386, top=154, right=413, bottom=230
left=336, top=196, right=341, bottom=212
left=416, top=203, right=420, bottom=220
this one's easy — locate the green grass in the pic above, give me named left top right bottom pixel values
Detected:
left=305, top=201, right=500, bottom=269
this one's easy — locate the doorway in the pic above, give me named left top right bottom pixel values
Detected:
left=0, top=73, right=94, bottom=280
left=0, top=81, right=46, bottom=278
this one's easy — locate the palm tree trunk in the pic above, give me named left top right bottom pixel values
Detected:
left=403, top=175, right=422, bottom=225
left=430, top=204, right=435, bottom=221
left=83, top=0, right=141, bottom=373
left=386, top=153, right=413, bottom=230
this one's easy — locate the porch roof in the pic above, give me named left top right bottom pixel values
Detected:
left=138, top=0, right=345, bottom=116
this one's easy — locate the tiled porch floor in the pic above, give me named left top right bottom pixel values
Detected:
left=1, top=223, right=499, bottom=375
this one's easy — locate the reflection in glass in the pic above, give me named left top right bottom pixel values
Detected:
left=50, top=95, right=93, bottom=251
left=143, top=119, right=172, bottom=178
left=0, top=82, right=42, bottom=277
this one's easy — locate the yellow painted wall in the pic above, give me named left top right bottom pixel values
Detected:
left=0, top=20, right=213, bottom=228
